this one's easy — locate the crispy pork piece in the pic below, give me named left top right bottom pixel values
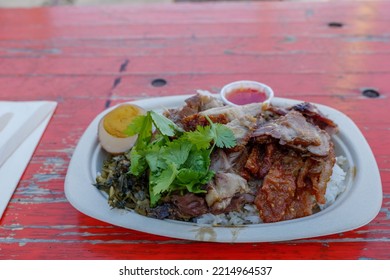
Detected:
left=254, top=149, right=315, bottom=223
left=244, top=146, right=262, bottom=176
left=245, top=143, right=275, bottom=179
left=182, top=113, right=230, bottom=131
left=252, top=111, right=331, bottom=157
left=296, top=146, right=336, bottom=204
left=253, top=141, right=336, bottom=222
left=164, top=92, right=224, bottom=125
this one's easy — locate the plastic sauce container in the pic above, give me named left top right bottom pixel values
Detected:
left=220, top=80, right=274, bottom=106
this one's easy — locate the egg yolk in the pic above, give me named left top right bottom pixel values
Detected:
left=103, top=105, right=142, bottom=138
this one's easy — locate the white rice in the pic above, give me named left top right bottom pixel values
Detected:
left=319, top=156, right=347, bottom=210
left=196, top=156, right=347, bottom=226
left=196, top=204, right=262, bottom=226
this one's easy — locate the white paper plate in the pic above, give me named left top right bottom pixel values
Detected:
left=64, top=95, right=382, bottom=242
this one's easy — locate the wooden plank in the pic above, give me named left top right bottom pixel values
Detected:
left=1, top=39, right=390, bottom=60
left=1, top=237, right=389, bottom=260
left=0, top=73, right=388, bottom=100
left=0, top=2, right=389, bottom=40
left=1, top=1, right=389, bottom=26
left=1, top=53, right=390, bottom=76
left=1, top=20, right=390, bottom=41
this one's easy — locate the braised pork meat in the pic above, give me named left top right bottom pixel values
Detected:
left=205, top=172, right=251, bottom=214
left=164, top=92, right=225, bottom=127
left=252, top=110, right=331, bottom=157
left=251, top=144, right=335, bottom=222
left=166, top=94, right=338, bottom=222
left=248, top=108, right=336, bottom=222
left=290, top=102, right=338, bottom=134
left=201, top=97, right=337, bottom=222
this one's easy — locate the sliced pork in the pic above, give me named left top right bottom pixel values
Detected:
left=252, top=110, right=331, bottom=157
left=210, top=148, right=249, bottom=174
left=290, top=102, right=338, bottom=134
left=199, top=103, right=262, bottom=121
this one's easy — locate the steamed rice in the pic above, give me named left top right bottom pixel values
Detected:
left=195, top=204, right=262, bottom=225
left=319, top=156, right=347, bottom=210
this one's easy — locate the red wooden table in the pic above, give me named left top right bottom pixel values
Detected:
left=0, top=0, right=389, bottom=260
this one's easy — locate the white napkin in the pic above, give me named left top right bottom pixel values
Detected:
left=0, top=101, right=57, bottom=220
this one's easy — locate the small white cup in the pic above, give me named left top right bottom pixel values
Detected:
left=220, top=80, right=274, bottom=106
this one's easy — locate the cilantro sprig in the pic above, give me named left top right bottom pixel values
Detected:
left=124, top=111, right=236, bottom=207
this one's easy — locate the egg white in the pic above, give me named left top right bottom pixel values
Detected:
left=98, top=118, right=138, bottom=154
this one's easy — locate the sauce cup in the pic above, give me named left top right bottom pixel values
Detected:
left=220, top=80, right=274, bottom=107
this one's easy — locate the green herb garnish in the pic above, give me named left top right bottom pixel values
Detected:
left=125, top=111, right=236, bottom=206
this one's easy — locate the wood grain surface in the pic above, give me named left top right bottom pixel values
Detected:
left=0, top=0, right=389, bottom=260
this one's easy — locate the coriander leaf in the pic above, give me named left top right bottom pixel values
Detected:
left=128, top=147, right=147, bottom=176
left=176, top=168, right=210, bottom=193
left=184, top=126, right=213, bottom=150
left=211, top=123, right=237, bottom=149
left=149, top=162, right=177, bottom=206
left=183, top=149, right=210, bottom=172
left=149, top=190, right=161, bottom=207
left=145, top=144, right=166, bottom=172
left=150, top=110, right=182, bottom=137
left=161, top=139, right=192, bottom=168
left=123, top=114, right=146, bottom=136
left=124, top=112, right=153, bottom=149
left=175, top=168, right=200, bottom=185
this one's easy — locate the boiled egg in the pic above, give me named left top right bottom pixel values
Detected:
left=98, top=103, right=145, bottom=154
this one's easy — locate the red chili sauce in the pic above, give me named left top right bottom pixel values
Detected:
left=225, top=87, right=267, bottom=105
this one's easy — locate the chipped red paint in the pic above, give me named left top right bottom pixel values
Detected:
left=0, top=1, right=389, bottom=260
